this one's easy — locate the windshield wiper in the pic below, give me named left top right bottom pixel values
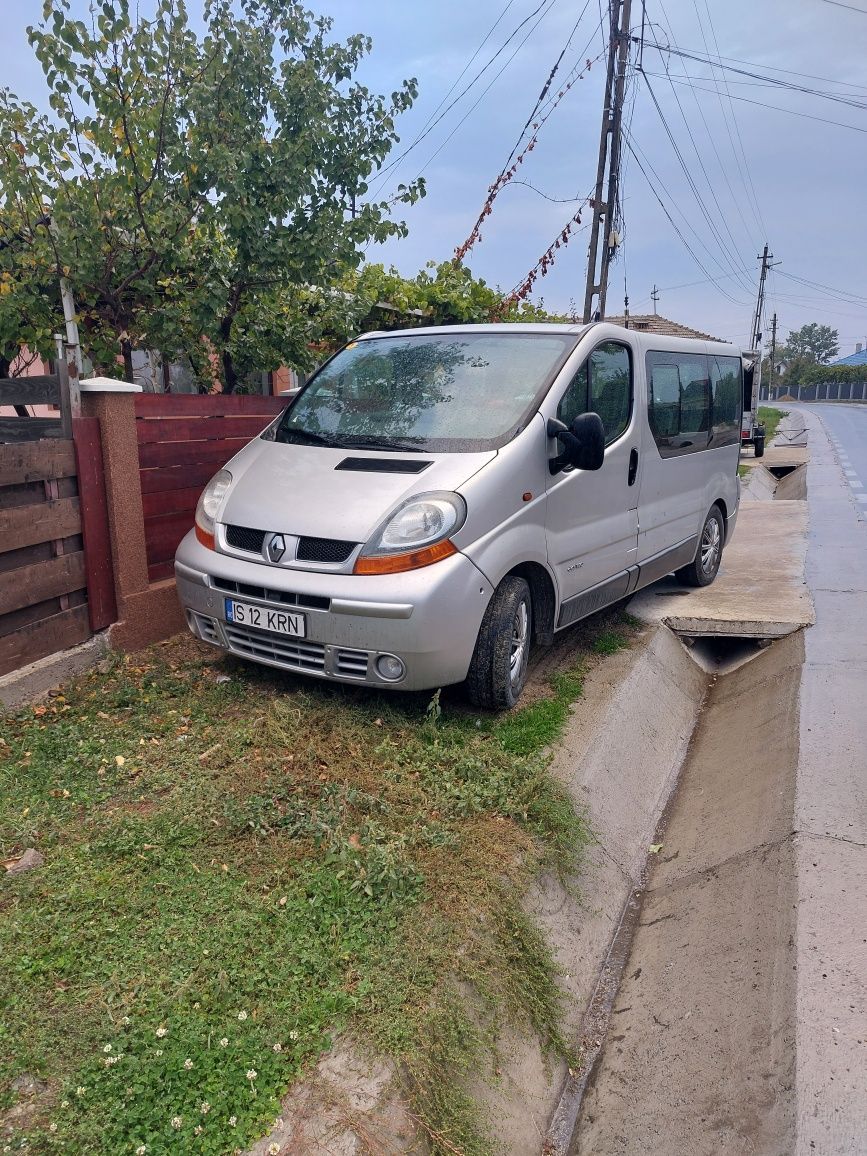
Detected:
left=276, top=427, right=343, bottom=448
left=338, top=435, right=424, bottom=453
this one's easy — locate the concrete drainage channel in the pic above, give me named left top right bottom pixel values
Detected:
left=537, top=615, right=807, bottom=1156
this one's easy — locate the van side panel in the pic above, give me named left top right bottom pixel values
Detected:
left=454, top=413, right=554, bottom=595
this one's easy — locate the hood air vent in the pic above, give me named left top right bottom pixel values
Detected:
left=335, top=457, right=432, bottom=474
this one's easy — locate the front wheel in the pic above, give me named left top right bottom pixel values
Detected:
left=676, top=507, right=725, bottom=588
left=466, top=576, right=532, bottom=710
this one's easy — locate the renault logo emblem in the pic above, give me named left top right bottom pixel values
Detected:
left=266, top=533, right=286, bottom=563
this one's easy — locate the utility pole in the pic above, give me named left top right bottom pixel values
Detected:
left=769, top=312, right=777, bottom=398
left=651, top=284, right=659, bottom=315
left=583, top=0, right=633, bottom=323
left=750, top=243, right=776, bottom=350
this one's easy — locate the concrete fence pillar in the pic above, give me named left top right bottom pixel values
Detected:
left=79, top=378, right=184, bottom=650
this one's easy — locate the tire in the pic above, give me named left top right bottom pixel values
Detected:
left=676, top=506, right=725, bottom=588
left=754, top=435, right=765, bottom=458
left=466, top=576, right=532, bottom=711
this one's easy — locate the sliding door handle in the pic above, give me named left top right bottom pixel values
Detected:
left=628, top=448, right=639, bottom=486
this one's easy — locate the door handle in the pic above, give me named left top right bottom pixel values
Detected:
left=628, top=448, right=638, bottom=486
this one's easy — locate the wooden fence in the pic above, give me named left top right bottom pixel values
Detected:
left=135, top=394, right=287, bottom=582
left=0, top=361, right=76, bottom=442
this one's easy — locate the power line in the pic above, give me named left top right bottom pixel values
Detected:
left=775, top=269, right=867, bottom=306
left=622, top=131, right=750, bottom=307
left=643, top=71, right=867, bottom=134
left=821, top=0, right=867, bottom=13
left=370, top=0, right=556, bottom=194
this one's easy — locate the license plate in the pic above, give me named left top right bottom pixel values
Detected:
left=224, top=598, right=306, bottom=638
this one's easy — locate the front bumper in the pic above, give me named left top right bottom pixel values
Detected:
left=174, top=530, right=494, bottom=691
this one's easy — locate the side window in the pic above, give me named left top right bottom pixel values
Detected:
left=556, top=361, right=589, bottom=429
left=709, top=355, right=742, bottom=448
left=590, top=343, right=632, bottom=443
left=556, top=342, right=632, bottom=445
left=647, top=350, right=711, bottom=457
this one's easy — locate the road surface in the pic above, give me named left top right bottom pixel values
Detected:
left=798, top=402, right=867, bottom=523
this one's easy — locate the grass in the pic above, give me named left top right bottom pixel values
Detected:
left=0, top=610, right=637, bottom=1155
left=758, top=406, right=788, bottom=444
left=738, top=464, right=750, bottom=479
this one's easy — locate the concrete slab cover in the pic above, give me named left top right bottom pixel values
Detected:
left=629, top=500, right=814, bottom=636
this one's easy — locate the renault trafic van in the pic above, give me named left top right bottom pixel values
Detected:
left=175, top=323, right=741, bottom=708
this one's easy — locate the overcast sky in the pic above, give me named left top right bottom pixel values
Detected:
left=3, top=0, right=867, bottom=351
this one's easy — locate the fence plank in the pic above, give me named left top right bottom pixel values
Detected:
left=0, top=376, right=61, bottom=407
left=0, top=552, right=86, bottom=616
left=0, top=440, right=77, bottom=487
left=142, top=487, right=201, bottom=519
left=144, top=511, right=195, bottom=566
left=135, top=415, right=275, bottom=444
left=73, top=416, right=118, bottom=632
left=0, top=497, right=81, bottom=554
left=137, top=438, right=250, bottom=470
left=135, top=394, right=286, bottom=417
left=0, top=418, right=64, bottom=442
left=0, top=603, right=91, bottom=677
left=140, top=461, right=224, bottom=494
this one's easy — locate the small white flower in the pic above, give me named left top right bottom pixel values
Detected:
left=121, top=1016, right=131, bottom=1025
left=200, top=1102, right=210, bottom=1115
left=60, top=1101, right=69, bottom=1109
left=75, top=1086, right=86, bottom=1097
left=268, top=1145, right=280, bottom=1155
left=273, top=1118, right=284, bottom=1130
left=171, top=1116, right=183, bottom=1130
left=183, top=1058, right=193, bottom=1070
left=194, top=1125, right=203, bottom=1136
left=104, top=1055, right=119, bottom=1066
left=219, top=1037, right=229, bottom=1048
left=156, top=1027, right=168, bottom=1039
left=49, top=1124, right=58, bottom=1134
left=103, top=1044, right=112, bottom=1053
left=246, top=1069, right=257, bottom=1081
left=136, top=1147, right=147, bottom=1155
left=193, top=1002, right=200, bottom=1009
left=237, top=1010, right=248, bottom=1021
left=228, top=1116, right=237, bottom=1127
left=288, top=1030, right=299, bottom=1041
left=154, top=1049, right=163, bottom=1056
left=272, top=1042, right=282, bottom=1053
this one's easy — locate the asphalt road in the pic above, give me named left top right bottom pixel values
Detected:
left=798, top=402, right=867, bottom=523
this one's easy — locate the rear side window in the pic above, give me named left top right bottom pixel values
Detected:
left=647, top=350, right=715, bottom=457
left=708, top=355, right=742, bottom=447
left=557, top=342, right=632, bottom=445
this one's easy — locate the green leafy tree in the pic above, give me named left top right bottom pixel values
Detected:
left=780, top=323, right=839, bottom=367
left=1, top=0, right=421, bottom=388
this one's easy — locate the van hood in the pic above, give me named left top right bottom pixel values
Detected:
left=217, top=437, right=495, bottom=543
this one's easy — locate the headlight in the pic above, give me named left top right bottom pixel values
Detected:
left=354, top=491, right=466, bottom=575
left=194, top=469, right=232, bottom=548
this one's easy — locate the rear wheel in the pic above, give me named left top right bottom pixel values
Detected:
left=676, top=506, right=724, bottom=588
left=466, top=576, right=532, bottom=710
left=754, top=435, right=765, bottom=458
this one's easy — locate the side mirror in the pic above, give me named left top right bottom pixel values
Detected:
left=548, top=412, right=605, bottom=474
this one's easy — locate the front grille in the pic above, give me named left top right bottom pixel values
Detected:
left=226, top=525, right=266, bottom=553
left=223, top=624, right=326, bottom=672
left=211, top=576, right=329, bottom=612
left=296, top=536, right=357, bottom=564
left=334, top=648, right=369, bottom=679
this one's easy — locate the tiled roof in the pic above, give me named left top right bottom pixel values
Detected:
left=605, top=314, right=724, bottom=341
left=830, top=349, right=867, bottom=366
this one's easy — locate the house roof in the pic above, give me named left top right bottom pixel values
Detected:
left=604, top=313, right=724, bottom=342
left=830, top=348, right=867, bottom=366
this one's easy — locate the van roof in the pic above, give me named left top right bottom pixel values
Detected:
left=356, top=321, right=741, bottom=354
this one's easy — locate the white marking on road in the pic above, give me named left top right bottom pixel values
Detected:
left=857, top=494, right=867, bottom=504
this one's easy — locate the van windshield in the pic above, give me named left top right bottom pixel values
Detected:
left=274, top=332, right=577, bottom=452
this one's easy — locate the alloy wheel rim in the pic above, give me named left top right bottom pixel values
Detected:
left=701, top=518, right=721, bottom=574
left=510, top=600, right=529, bottom=687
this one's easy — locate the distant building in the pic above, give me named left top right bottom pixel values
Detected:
left=604, top=313, right=725, bottom=342
left=829, top=344, right=867, bottom=368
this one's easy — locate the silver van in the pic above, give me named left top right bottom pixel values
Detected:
left=175, top=323, right=741, bottom=708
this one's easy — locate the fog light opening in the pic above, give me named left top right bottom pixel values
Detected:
left=376, top=654, right=406, bottom=682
